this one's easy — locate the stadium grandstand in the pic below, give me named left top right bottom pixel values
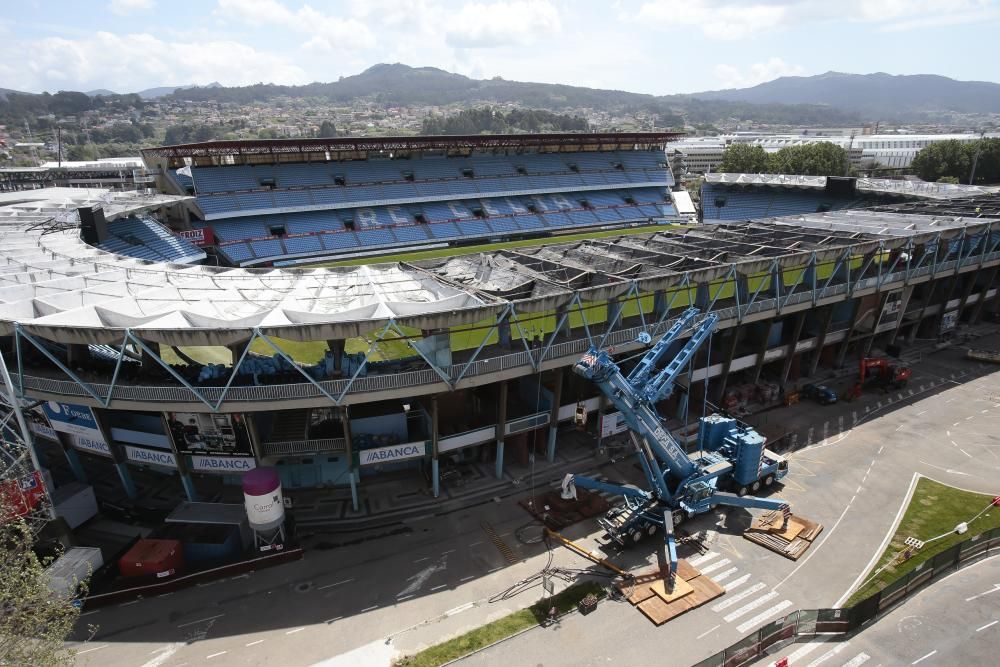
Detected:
left=0, top=157, right=153, bottom=192
left=142, top=132, right=684, bottom=267
left=700, top=173, right=1000, bottom=223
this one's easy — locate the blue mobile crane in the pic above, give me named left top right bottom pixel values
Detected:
left=561, top=307, right=791, bottom=586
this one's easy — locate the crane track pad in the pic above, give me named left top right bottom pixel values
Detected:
left=744, top=513, right=823, bottom=560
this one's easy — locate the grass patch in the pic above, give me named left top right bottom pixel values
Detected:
left=395, top=580, right=605, bottom=667
left=846, top=477, right=1000, bottom=606
left=309, top=224, right=677, bottom=268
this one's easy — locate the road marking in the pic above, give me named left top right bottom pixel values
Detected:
left=445, top=601, right=476, bottom=616
left=776, top=502, right=851, bottom=592
left=735, top=599, right=793, bottom=633
left=361, top=604, right=379, bottom=612
left=917, top=410, right=927, bottom=416
left=712, top=567, right=739, bottom=582
left=946, top=430, right=950, bottom=436
left=849, top=495, right=857, bottom=505
left=912, top=650, right=937, bottom=664
left=982, top=409, right=990, bottom=414
left=977, top=620, right=998, bottom=632
left=318, top=578, right=354, bottom=590
left=413, top=557, right=429, bottom=563
left=953, top=422, right=961, bottom=426
left=878, top=445, right=884, bottom=455
left=119, top=599, right=140, bottom=607
left=286, top=627, right=305, bottom=634
left=459, top=575, right=475, bottom=582
left=723, top=591, right=779, bottom=622
left=855, top=485, right=862, bottom=494
left=177, top=614, right=225, bottom=628
left=959, top=448, right=972, bottom=458
left=841, top=653, right=871, bottom=667
left=430, top=584, right=447, bottom=591
left=964, top=583, right=1000, bottom=601
left=917, top=460, right=971, bottom=476
left=711, top=582, right=766, bottom=612
left=700, top=558, right=732, bottom=574
left=441, top=549, right=456, bottom=554
left=487, top=566, right=503, bottom=573
left=688, top=551, right=719, bottom=567
left=75, top=644, right=109, bottom=655
left=895, top=424, right=904, bottom=432
left=79, top=609, right=101, bottom=617
left=468, top=541, right=484, bottom=547
left=245, top=640, right=265, bottom=647
left=783, top=640, right=823, bottom=664
left=725, top=573, right=751, bottom=590
left=206, top=651, right=227, bottom=659
left=324, top=616, right=343, bottom=624
left=804, top=642, right=851, bottom=667
left=396, top=594, right=414, bottom=601
left=695, top=624, right=720, bottom=639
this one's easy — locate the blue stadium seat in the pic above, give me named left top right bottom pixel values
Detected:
left=98, top=215, right=204, bottom=263
left=221, top=243, right=254, bottom=262
left=428, top=222, right=461, bottom=238
left=392, top=225, right=429, bottom=243
left=321, top=232, right=359, bottom=250
left=355, top=229, right=398, bottom=247
left=250, top=238, right=284, bottom=258
left=274, top=190, right=313, bottom=208
left=282, top=235, right=323, bottom=254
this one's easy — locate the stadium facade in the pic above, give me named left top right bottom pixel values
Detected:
left=2, top=133, right=999, bottom=516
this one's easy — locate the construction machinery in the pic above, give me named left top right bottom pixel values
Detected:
left=967, top=348, right=1000, bottom=364
left=848, top=356, right=912, bottom=399
left=560, top=307, right=798, bottom=586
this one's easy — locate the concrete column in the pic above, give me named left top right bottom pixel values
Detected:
left=495, top=380, right=507, bottom=479
left=65, top=343, right=89, bottom=369
left=174, top=452, right=198, bottom=502
left=807, top=305, right=836, bottom=377
left=713, top=329, right=741, bottom=402
left=62, top=446, right=88, bottom=483
left=861, top=292, right=891, bottom=358
left=546, top=368, right=564, bottom=463
left=970, top=267, right=1000, bottom=324
left=340, top=407, right=358, bottom=511
left=431, top=395, right=440, bottom=498
left=780, top=312, right=806, bottom=384
left=750, top=321, right=774, bottom=384
left=955, top=266, right=983, bottom=322
left=930, top=272, right=962, bottom=335
left=115, top=462, right=138, bottom=500
left=836, top=299, right=863, bottom=368
left=326, top=339, right=345, bottom=373
left=140, top=340, right=161, bottom=369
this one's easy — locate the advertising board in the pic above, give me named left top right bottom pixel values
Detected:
left=166, top=412, right=254, bottom=456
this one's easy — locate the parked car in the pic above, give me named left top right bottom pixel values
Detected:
left=801, top=383, right=837, bottom=405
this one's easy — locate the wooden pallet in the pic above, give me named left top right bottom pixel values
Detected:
left=616, top=559, right=725, bottom=626
left=744, top=513, right=824, bottom=560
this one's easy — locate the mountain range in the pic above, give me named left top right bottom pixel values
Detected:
left=84, top=83, right=222, bottom=99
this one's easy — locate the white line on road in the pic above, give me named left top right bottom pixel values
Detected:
left=688, top=551, right=719, bottom=567
left=959, top=448, right=972, bottom=458
left=459, top=575, right=475, bottom=582
left=804, top=642, right=851, bottom=667
left=725, top=573, right=752, bottom=590
left=723, top=591, right=779, bottom=622
left=445, top=601, right=476, bottom=616
left=776, top=502, right=851, bottom=592
left=695, top=624, right=720, bottom=639
left=318, top=578, right=354, bottom=590
left=917, top=410, right=927, bottom=416
left=75, top=644, right=108, bottom=655
left=782, top=640, right=823, bottom=664
left=977, top=620, right=998, bottom=632
left=79, top=609, right=101, bottom=617
left=712, top=567, right=739, bottom=582
left=856, top=485, right=862, bottom=494
left=711, top=582, right=766, bottom=612
left=177, top=614, right=225, bottom=628
left=430, top=584, right=448, bottom=591
left=700, top=558, right=732, bottom=574
left=441, top=549, right=456, bottom=554
left=735, top=599, right=793, bottom=633
left=119, top=599, right=140, bottom=607
left=849, top=495, right=857, bottom=505
left=878, top=445, right=884, bottom=455
left=964, top=584, right=1000, bottom=601
left=206, top=651, right=227, bottom=659
left=912, top=650, right=937, bottom=664
left=487, top=566, right=503, bottom=573
left=841, top=653, right=871, bottom=667
left=361, top=604, right=379, bottom=612
left=286, top=627, right=305, bottom=635
left=245, top=640, right=265, bottom=647
left=325, top=616, right=342, bottom=624
left=918, top=459, right=971, bottom=476
left=396, top=594, right=414, bottom=601
left=413, top=557, right=429, bottom=563
left=468, top=541, right=483, bottom=547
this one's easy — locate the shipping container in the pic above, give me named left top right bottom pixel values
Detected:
left=46, top=547, right=103, bottom=598
left=118, top=538, right=183, bottom=578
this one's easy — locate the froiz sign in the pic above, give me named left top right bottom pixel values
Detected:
left=359, top=442, right=425, bottom=466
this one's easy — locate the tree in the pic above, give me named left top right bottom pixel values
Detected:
left=717, top=144, right=770, bottom=174
left=767, top=142, right=849, bottom=176
left=317, top=120, right=338, bottom=137
left=1, top=520, right=85, bottom=666
left=910, top=140, right=973, bottom=182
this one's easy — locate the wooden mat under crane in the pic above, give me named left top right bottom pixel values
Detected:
left=743, top=510, right=824, bottom=560
left=616, top=559, right=726, bottom=626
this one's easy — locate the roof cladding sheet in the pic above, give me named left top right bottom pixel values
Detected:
left=1, top=188, right=998, bottom=346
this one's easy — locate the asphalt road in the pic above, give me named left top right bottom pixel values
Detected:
left=69, top=341, right=1000, bottom=666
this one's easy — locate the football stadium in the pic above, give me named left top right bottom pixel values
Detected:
left=2, top=131, right=999, bottom=520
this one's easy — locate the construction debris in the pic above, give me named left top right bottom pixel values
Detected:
left=743, top=510, right=824, bottom=560
left=518, top=488, right=610, bottom=530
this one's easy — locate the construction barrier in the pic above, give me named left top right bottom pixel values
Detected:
left=691, top=527, right=1000, bottom=667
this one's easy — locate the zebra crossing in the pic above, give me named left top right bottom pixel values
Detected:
left=779, top=640, right=871, bottom=667
left=688, top=550, right=794, bottom=634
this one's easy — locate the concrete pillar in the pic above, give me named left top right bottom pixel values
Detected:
left=174, top=451, right=198, bottom=502
left=836, top=299, right=863, bottom=368
left=65, top=343, right=89, bottom=369
left=780, top=312, right=806, bottom=384
left=808, top=305, right=836, bottom=377
left=340, top=407, right=359, bottom=511
left=326, top=339, right=345, bottom=373
left=495, top=380, right=507, bottom=479
left=63, top=446, right=88, bottom=483
left=750, top=321, right=774, bottom=384
left=546, top=368, right=563, bottom=462
left=713, top=329, right=741, bottom=402
left=861, top=292, right=891, bottom=358
left=140, top=340, right=161, bottom=369
left=955, top=265, right=983, bottom=322
left=970, top=267, right=1000, bottom=324
left=115, top=462, right=138, bottom=500
left=431, top=395, right=440, bottom=498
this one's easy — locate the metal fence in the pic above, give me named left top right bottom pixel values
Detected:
left=691, top=527, right=1000, bottom=667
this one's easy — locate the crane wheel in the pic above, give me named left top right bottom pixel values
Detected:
left=737, top=486, right=749, bottom=497
left=672, top=512, right=684, bottom=527
left=646, top=523, right=658, bottom=537
left=629, top=528, right=644, bottom=544
left=764, top=475, right=774, bottom=487
left=751, top=481, right=761, bottom=492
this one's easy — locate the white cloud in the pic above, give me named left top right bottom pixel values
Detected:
left=215, top=0, right=376, bottom=51
left=108, top=0, right=154, bottom=15
left=713, top=57, right=805, bottom=89
left=1, top=31, right=310, bottom=93
left=632, top=0, right=999, bottom=39
left=445, top=1, right=562, bottom=48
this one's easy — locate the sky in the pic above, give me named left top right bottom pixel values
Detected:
left=1, top=0, right=998, bottom=96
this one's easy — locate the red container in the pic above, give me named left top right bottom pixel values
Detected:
left=118, top=538, right=184, bottom=578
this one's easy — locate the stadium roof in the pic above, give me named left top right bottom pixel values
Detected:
left=1, top=189, right=996, bottom=347
left=140, top=132, right=683, bottom=162
left=705, top=173, right=1000, bottom=200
